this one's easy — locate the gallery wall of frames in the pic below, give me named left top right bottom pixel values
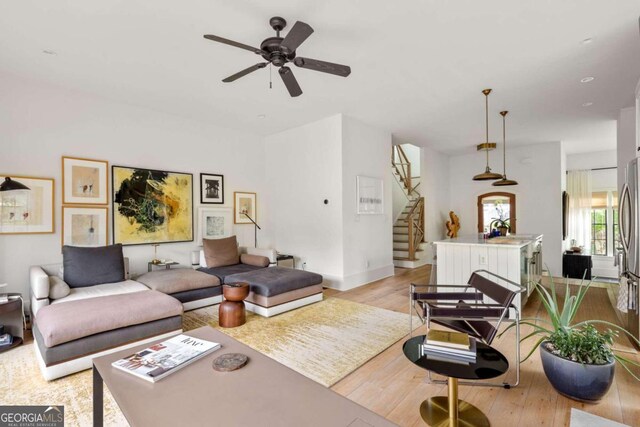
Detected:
left=1, top=158, right=258, bottom=251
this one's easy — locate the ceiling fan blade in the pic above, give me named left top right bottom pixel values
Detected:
left=293, top=57, right=351, bottom=77
left=279, top=67, right=302, bottom=97
left=203, top=34, right=263, bottom=55
left=280, top=21, right=314, bottom=53
left=222, top=63, right=268, bottom=83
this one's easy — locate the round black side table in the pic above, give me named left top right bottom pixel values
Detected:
left=403, top=335, right=508, bottom=427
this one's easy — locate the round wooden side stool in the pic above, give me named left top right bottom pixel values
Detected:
left=219, top=282, right=250, bottom=328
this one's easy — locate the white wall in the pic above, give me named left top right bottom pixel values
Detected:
left=342, top=116, right=393, bottom=287
left=264, top=115, right=344, bottom=279
left=422, top=146, right=450, bottom=262
left=265, top=114, right=393, bottom=290
left=400, top=143, right=421, bottom=177
left=0, top=75, right=269, bottom=301
left=447, top=142, right=563, bottom=275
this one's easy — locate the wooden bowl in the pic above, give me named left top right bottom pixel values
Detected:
left=223, top=283, right=250, bottom=301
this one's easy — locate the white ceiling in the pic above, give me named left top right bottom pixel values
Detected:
left=1, top=0, right=639, bottom=154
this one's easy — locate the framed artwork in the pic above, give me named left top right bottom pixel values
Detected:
left=0, top=175, right=54, bottom=234
left=62, top=206, right=108, bottom=247
left=197, top=207, right=233, bottom=243
left=356, top=176, right=384, bottom=214
left=200, top=173, right=224, bottom=204
left=62, top=157, right=109, bottom=205
left=112, top=166, right=193, bottom=245
left=234, top=192, right=257, bottom=224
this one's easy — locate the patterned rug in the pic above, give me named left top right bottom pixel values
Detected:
left=1, top=297, right=413, bottom=426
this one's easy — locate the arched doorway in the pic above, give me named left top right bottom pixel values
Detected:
left=477, top=192, right=516, bottom=234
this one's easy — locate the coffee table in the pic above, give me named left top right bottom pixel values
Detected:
left=403, top=335, right=508, bottom=427
left=93, top=326, right=397, bottom=427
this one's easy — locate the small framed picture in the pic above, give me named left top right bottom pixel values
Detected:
left=197, top=207, right=233, bottom=243
left=62, top=206, right=108, bottom=247
left=234, top=192, right=257, bottom=224
left=0, top=175, right=54, bottom=234
left=200, top=173, right=224, bottom=204
left=62, top=157, right=109, bottom=205
left=356, top=176, right=384, bottom=215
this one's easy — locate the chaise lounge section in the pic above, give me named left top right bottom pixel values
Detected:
left=196, top=236, right=324, bottom=317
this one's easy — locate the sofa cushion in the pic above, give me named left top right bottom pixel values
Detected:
left=63, top=244, right=125, bottom=288
left=203, top=236, right=239, bottom=268
left=225, top=267, right=323, bottom=297
left=241, top=254, right=270, bottom=268
left=36, top=290, right=183, bottom=348
left=198, top=264, right=264, bottom=284
left=50, top=280, right=149, bottom=305
left=136, top=269, right=221, bottom=295
left=48, top=276, right=71, bottom=300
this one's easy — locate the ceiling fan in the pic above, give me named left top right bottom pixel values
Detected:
left=203, top=16, right=351, bottom=97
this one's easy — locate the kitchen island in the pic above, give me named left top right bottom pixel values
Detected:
left=434, top=234, right=543, bottom=313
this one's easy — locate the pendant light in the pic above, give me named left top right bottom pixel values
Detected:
left=493, top=110, right=518, bottom=186
left=472, top=89, right=503, bottom=181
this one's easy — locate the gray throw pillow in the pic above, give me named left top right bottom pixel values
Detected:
left=48, top=276, right=71, bottom=300
left=63, top=244, right=125, bottom=288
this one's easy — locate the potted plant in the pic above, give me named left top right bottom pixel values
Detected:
left=489, top=218, right=510, bottom=236
left=489, top=201, right=510, bottom=236
left=501, top=277, right=640, bottom=402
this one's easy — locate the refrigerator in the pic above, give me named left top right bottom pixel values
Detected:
left=620, top=157, right=640, bottom=348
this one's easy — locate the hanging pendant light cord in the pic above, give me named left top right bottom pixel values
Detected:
left=485, top=93, right=489, bottom=167
left=502, top=113, right=506, bottom=176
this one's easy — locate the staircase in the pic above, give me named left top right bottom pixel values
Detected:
left=392, top=145, right=428, bottom=268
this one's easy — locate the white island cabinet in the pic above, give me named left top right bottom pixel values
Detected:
left=434, top=234, right=543, bottom=314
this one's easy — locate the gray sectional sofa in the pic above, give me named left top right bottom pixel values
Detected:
left=29, top=239, right=324, bottom=380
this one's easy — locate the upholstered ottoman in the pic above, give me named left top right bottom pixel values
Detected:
left=136, top=269, right=222, bottom=310
left=224, top=267, right=323, bottom=317
left=33, top=290, right=183, bottom=380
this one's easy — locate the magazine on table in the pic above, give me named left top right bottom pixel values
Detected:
left=111, top=334, right=220, bottom=382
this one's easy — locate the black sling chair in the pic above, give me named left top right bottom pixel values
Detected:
left=410, top=269, right=525, bottom=388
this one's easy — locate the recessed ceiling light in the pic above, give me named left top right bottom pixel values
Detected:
left=42, top=50, right=57, bottom=55
left=580, top=77, right=595, bottom=83
left=582, top=102, right=593, bottom=107
left=581, top=38, right=593, bottom=45
left=257, top=114, right=266, bottom=119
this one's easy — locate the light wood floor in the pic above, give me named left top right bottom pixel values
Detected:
left=326, top=265, right=640, bottom=427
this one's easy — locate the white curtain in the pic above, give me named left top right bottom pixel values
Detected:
left=567, top=170, right=592, bottom=248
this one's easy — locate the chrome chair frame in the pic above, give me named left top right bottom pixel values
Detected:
left=409, top=269, right=526, bottom=389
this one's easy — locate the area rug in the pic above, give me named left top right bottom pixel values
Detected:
left=1, top=297, right=413, bottom=426
left=183, top=297, right=414, bottom=387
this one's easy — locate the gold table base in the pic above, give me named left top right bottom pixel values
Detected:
left=419, top=378, right=490, bottom=427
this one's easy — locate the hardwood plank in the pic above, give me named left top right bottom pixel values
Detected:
left=328, top=266, right=640, bottom=427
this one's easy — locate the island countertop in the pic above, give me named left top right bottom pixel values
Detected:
left=434, top=234, right=542, bottom=248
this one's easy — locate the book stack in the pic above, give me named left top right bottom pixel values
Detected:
left=421, top=330, right=476, bottom=364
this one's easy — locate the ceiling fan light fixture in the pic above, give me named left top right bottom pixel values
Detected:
left=492, top=110, right=518, bottom=187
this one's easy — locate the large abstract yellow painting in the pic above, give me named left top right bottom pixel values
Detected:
left=112, top=166, right=193, bottom=245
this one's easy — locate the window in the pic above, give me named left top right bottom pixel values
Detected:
left=590, top=190, right=618, bottom=256
left=477, top=192, right=516, bottom=233
left=591, top=208, right=607, bottom=255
